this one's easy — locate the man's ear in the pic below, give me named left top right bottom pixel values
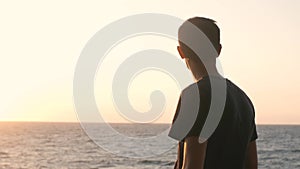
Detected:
left=177, top=46, right=185, bottom=59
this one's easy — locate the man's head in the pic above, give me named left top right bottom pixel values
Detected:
left=177, top=17, right=222, bottom=62
left=177, top=17, right=222, bottom=79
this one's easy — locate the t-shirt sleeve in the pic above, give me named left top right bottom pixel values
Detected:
left=249, top=98, right=258, bottom=142
left=171, top=96, right=181, bottom=125
left=250, top=120, right=258, bottom=141
left=183, top=88, right=210, bottom=139
left=168, top=83, right=208, bottom=141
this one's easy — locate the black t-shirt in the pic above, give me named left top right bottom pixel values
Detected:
left=169, top=76, right=257, bottom=169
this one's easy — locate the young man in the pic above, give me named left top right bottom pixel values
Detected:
left=168, top=17, right=258, bottom=169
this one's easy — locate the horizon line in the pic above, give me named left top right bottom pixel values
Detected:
left=0, top=120, right=299, bottom=125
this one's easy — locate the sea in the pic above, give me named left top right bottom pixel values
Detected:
left=0, top=122, right=299, bottom=169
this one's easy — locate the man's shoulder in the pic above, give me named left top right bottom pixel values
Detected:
left=181, top=77, right=254, bottom=105
left=226, top=79, right=252, bottom=99
left=225, top=78, right=255, bottom=112
left=182, top=82, right=199, bottom=94
left=181, top=78, right=211, bottom=94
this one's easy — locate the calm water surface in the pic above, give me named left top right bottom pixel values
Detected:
left=0, top=122, right=299, bottom=169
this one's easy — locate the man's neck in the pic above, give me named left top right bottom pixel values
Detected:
left=193, top=67, right=222, bottom=82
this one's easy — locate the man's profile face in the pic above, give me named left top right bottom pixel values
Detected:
left=177, top=45, right=191, bottom=70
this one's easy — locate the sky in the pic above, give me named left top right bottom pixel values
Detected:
left=0, top=0, right=299, bottom=124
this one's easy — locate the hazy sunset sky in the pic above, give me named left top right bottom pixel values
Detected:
left=0, top=0, right=299, bottom=124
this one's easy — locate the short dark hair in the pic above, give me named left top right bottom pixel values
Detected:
left=178, top=17, right=221, bottom=60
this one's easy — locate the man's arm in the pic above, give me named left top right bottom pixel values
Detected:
left=244, top=140, right=258, bottom=169
left=182, top=137, right=207, bottom=169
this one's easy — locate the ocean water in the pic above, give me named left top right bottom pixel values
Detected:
left=0, top=122, right=299, bottom=169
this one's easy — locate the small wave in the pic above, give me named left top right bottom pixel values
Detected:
left=163, top=161, right=175, bottom=166
left=0, top=152, right=9, bottom=158
left=291, top=149, right=300, bottom=153
left=96, top=164, right=116, bottom=168
left=138, top=159, right=174, bottom=166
